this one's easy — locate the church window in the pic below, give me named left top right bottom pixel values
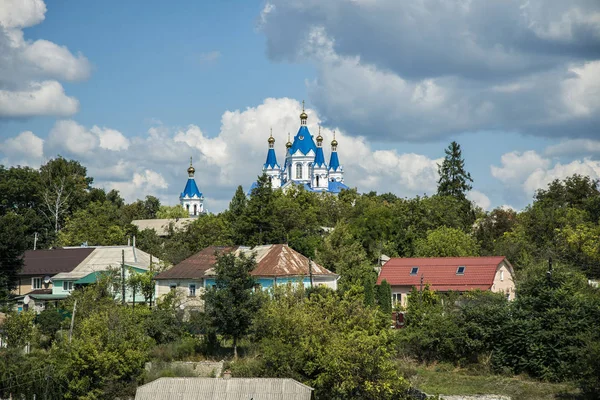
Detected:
left=316, top=175, right=320, bottom=187
left=186, top=204, right=190, bottom=211
left=193, top=204, right=197, bottom=216
left=296, top=163, right=302, bottom=179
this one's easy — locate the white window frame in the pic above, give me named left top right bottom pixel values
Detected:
left=500, top=270, right=504, bottom=281
left=456, top=266, right=465, bottom=275
left=188, top=284, right=196, bottom=297
left=410, top=267, right=419, bottom=275
left=63, top=281, right=73, bottom=292
left=32, top=277, right=42, bottom=290
left=296, top=163, right=303, bottom=179
left=392, top=292, right=402, bottom=306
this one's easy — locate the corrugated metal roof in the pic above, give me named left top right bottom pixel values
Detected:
left=134, top=378, right=313, bottom=400
left=52, top=246, right=161, bottom=280
left=18, top=248, right=95, bottom=276
left=377, top=256, right=507, bottom=290
left=156, top=245, right=336, bottom=280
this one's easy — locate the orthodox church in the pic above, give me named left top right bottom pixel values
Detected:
left=252, top=103, right=349, bottom=194
left=180, top=158, right=205, bottom=217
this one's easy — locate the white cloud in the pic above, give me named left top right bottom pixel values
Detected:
left=468, top=190, right=492, bottom=211
left=198, top=51, right=221, bottom=64
left=91, top=126, right=130, bottom=151
left=492, top=150, right=600, bottom=200
left=0, top=81, right=79, bottom=117
left=3, top=98, right=456, bottom=210
left=491, top=151, right=550, bottom=183
left=0, top=130, right=45, bottom=166
left=0, top=0, right=46, bottom=29
left=0, top=0, right=90, bottom=118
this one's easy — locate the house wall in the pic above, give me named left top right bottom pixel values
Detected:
left=390, top=286, right=412, bottom=308
left=14, top=276, right=52, bottom=295
left=155, top=279, right=205, bottom=309
left=490, top=261, right=516, bottom=300
left=204, top=275, right=337, bottom=291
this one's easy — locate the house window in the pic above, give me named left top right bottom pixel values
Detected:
left=32, top=277, right=42, bottom=290
left=456, top=266, right=465, bottom=275
left=63, top=281, right=73, bottom=291
left=392, top=293, right=402, bottom=306
left=296, top=163, right=302, bottom=179
left=169, top=284, right=177, bottom=292
left=410, top=267, right=419, bottom=275
left=189, top=284, right=196, bottom=297
left=500, top=270, right=504, bottom=281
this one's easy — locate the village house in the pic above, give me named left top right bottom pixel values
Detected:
left=377, top=256, right=516, bottom=308
left=154, top=244, right=338, bottom=310
left=13, top=245, right=162, bottom=312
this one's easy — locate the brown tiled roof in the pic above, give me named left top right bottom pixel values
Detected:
left=154, top=246, right=238, bottom=280
left=377, top=256, right=509, bottom=291
left=18, top=248, right=95, bottom=276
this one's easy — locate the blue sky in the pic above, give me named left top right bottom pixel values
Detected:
left=1, top=0, right=599, bottom=212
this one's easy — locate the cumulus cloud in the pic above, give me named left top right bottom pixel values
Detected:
left=259, top=0, right=600, bottom=141
left=0, top=130, right=45, bottom=166
left=46, top=120, right=129, bottom=156
left=0, top=0, right=90, bottom=118
left=492, top=150, right=600, bottom=200
left=545, top=138, right=600, bottom=157
left=3, top=98, right=496, bottom=211
left=468, top=190, right=492, bottom=211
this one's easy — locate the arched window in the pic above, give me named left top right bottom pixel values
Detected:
left=296, top=163, right=302, bottom=179
left=316, top=175, right=320, bottom=187
left=193, top=204, right=197, bottom=216
left=186, top=204, right=190, bottom=211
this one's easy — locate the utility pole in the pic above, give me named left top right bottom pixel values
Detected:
left=149, top=255, right=153, bottom=308
left=420, top=274, right=424, bottom=306
left=308, top=257, right=314, bottom=288
left=121, top=250, right=125, bottom=305
left=69, top=300, right=77, bottom=344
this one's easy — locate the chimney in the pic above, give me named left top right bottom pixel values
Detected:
left=223, top=369, right=231, bottom=379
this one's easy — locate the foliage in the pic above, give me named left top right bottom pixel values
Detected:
left=0, top=310, right=36, bottom=349
left=203, top=252, right=262, bottom=358
left=414, top=226, right=480, bottom=257
left=437, top=141, right=473, bottom=200
left=377, top=280, right=392, bottom=315
left=0, top=212, right=27, bottom=300
left=236, top=285, right=409, bottom=399
left=156, top=204, right=189, bottom=219
left=58, top=200, right=126, bottom=246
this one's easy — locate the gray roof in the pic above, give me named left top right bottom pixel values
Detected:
left=132, top=218, right=195, bottom=236
left=135, top=378, right=313, bottom=400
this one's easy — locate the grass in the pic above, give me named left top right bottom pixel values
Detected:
left=409, top=363, right=582, bottom=400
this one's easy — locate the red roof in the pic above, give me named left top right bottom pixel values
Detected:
left=376, top=256, right=507, bottom=291
left=155, top=246, right=238, bottom=279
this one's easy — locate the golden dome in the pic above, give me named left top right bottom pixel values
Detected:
left=331, top=131, right=338, bottom=147
left=316, top=126, right=323, bottom=142
left=300, top=100, right=308, bottom=120
left=188, top=157, right=195, bottom=175
left=268, top=129, right=275, bottom=144
left=286, top=132, right=292, bottom=148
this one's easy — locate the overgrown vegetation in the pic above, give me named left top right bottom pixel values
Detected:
left=2, top=148, right=600, bottom=398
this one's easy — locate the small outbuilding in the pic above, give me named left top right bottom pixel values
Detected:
left=377, top=256, right=516, bottom=307
left=134, top=377, right=313, bottom=400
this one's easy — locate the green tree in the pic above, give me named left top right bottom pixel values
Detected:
left=437, top=141, right=473, bottom=200
left=376, top=280, right=392, bottom=315
left=243, top=285, right=409, bottom=399
left=0, top=213, right=28, bottom=300
left=414, top=226, right=480, bottom=257
left=227, top=185, right=248, bottom=244
left=156, top=205, right=188, bottom=219
left=58, top=201, right=126, bottom=246
left=240, top=174, right=279, bottom=245
left=203, top=252, right=261, bottom=358
left=0, top=310, right=35, bottom=349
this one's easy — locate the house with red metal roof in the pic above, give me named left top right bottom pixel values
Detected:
left=376, top=256, right=515, bottom=307
left=154, top=244, right=338, bottom=310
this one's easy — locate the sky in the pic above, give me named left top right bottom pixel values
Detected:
left=0, top=0, right=599, bottom=213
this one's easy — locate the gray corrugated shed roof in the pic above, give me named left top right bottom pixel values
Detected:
left=135, top=378, right=313, bottom=400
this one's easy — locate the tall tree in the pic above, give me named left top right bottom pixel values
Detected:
left=203, top=252, right=261, bottom=358
left=414, top=226, right=480, bottom=257
left=437, top=141, right=473, bottom=200
left=241, top=174, right=278, bottom=245
left=0, top=213, right=28, bottom=301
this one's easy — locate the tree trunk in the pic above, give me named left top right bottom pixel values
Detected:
left=233, top=337, right=238, bottom=359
